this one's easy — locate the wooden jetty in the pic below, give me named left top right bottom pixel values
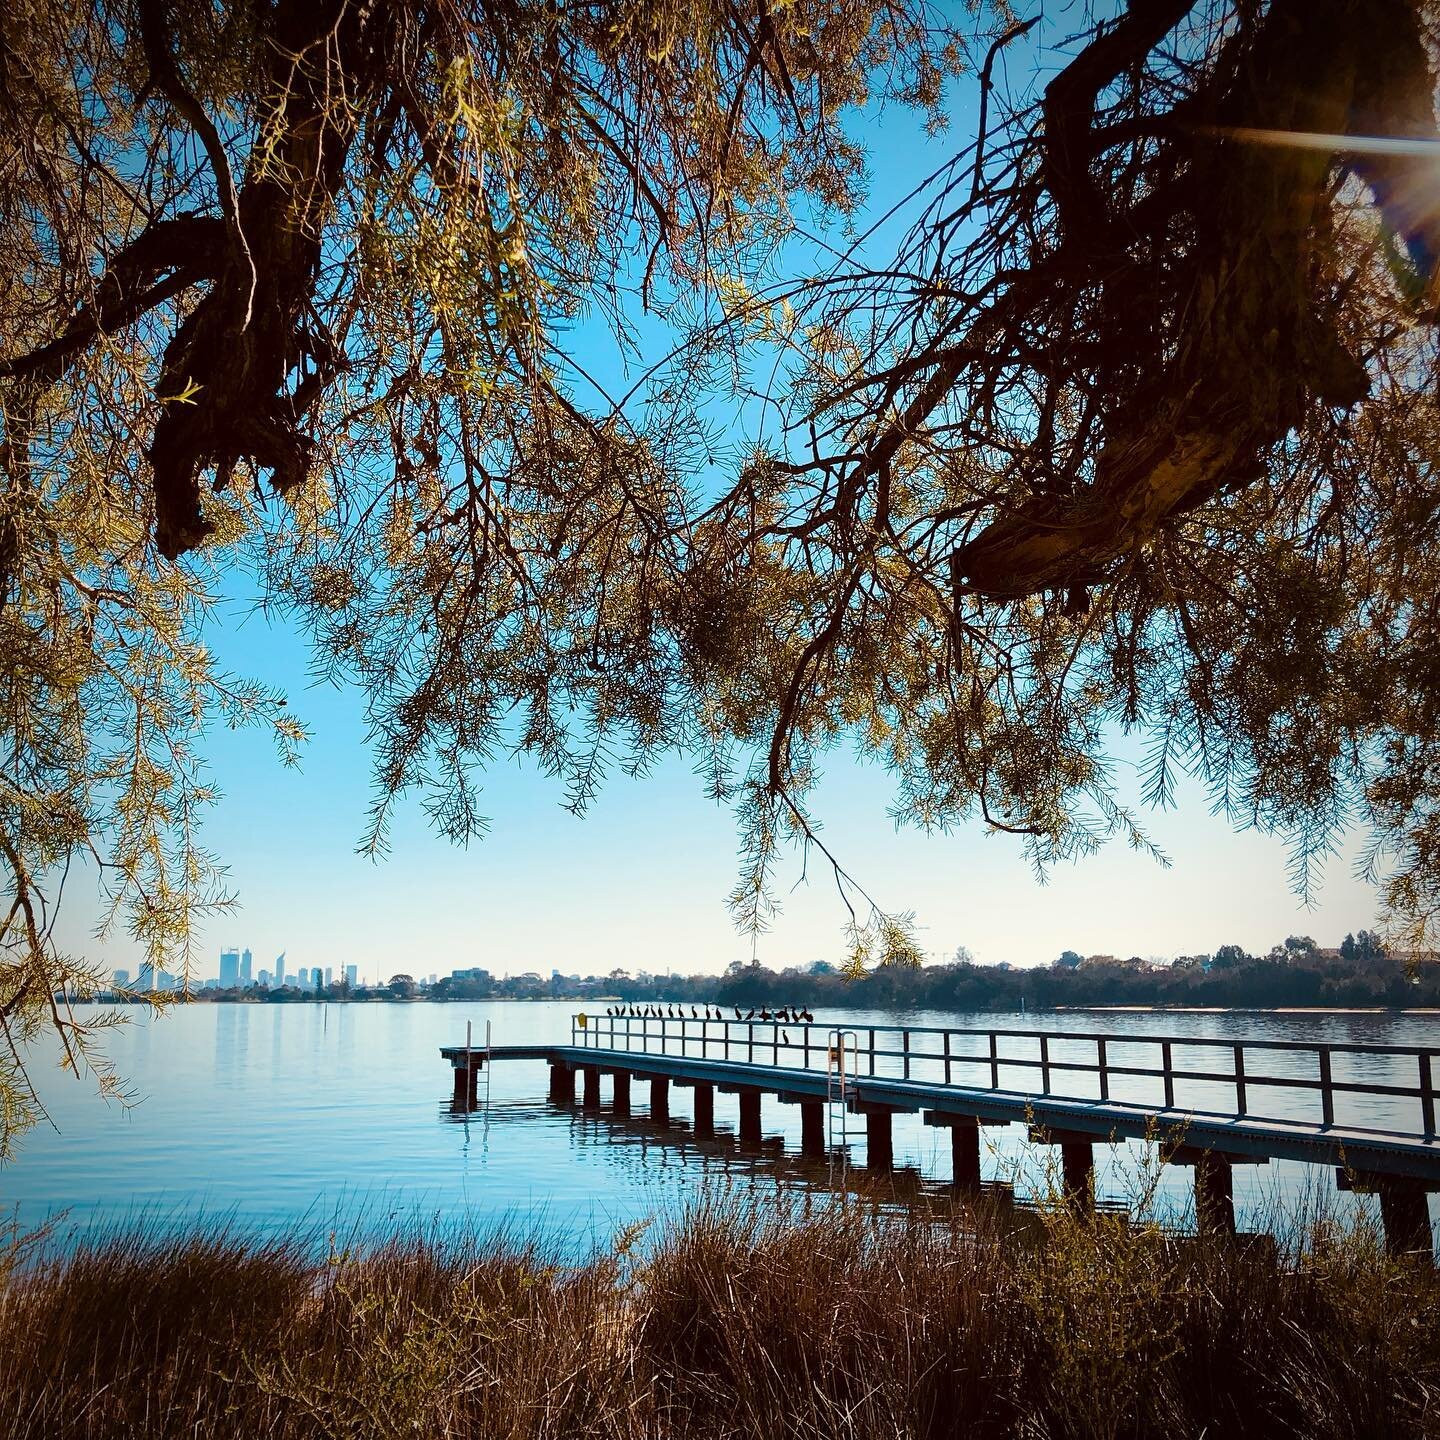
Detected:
left=441, top=1015, right=1440, bottom=1260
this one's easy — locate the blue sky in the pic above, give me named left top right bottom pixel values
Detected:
left=63, top=12, right=1385, bottom=985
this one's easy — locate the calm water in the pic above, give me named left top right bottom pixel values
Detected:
left=3, top=1001, right=1436, bottom=1252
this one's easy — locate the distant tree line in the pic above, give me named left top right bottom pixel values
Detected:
left=428, top=932, right=1439, bottom=1011
left=114, top=930, right=1438, bottom=1011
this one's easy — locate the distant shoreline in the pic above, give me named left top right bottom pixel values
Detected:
left=1052, top=1004, right=1440, bottom=1015
left=85, top=993, right=1440, bottom=1017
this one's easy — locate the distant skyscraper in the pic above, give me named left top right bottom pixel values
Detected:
left=258, top=969, right=271, bottom=987
left=113, top=969, right=130, bottom=988
left=240, top=948, right=253, bottom=985
left=325, top=966, right=333, bottom=986
left=275, top=952, right=286, bottom=986
left=137, top=961, right=154, bottom=990
left=219, top=948, right=240, bottom=986
left=344, top=964, right=357, bottom=987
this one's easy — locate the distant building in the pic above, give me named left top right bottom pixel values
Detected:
left=258, top=969, right=271, bottom=987
left=240, top=948, right=253, bottom=985
left=219, top=948, right=240, bottom=986
left=325, top=966, right=333, bottom=986
left=344, top=964, right=357, bottom=987
left=274, top=952, right=286, bottom=986
left=113, top=969, right=130, bottom=988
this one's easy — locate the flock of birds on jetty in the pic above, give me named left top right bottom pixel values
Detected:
left=605, top=1003, right=815, bottom=1025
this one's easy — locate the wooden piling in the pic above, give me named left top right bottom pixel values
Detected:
left=693, top=1082, right=714, bottom=1136
left=1060, top=1140, right=1093, bottom=1203
left=582, top=1066, right=600, bottom=1109
left=865, top=1109, right=894, bottom=1172
left=738, top=1087, right=762, bottom=1145
left=452, top=1064, right=467, bottom=1107
left=800, top=1100, right=824, bottom=1157
left=1029, top=1125, right=1094, bottom=1205
left=1378, top=1181, right=1433, bottom=1262
left=951, top=1123, right=982, bottom=1190
left=612, top=1069, right=631, bottom=1118
left=1336, top=1169, right=1436, bottom=1264
left=650, top=1074, right=669, bottom=1122
left=548, top=1062, right=574, bottom=1103
left=1193, top=1152, right=1236, bottom=1235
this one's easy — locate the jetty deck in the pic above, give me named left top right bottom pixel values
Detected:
left=441, top=1015, right=1440, bottom=1258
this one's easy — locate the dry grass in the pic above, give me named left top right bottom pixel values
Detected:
left=0, top=1194, right=1435, bottom=1439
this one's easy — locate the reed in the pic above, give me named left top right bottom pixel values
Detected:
left=0, top=1193, right=1434, bottom=1439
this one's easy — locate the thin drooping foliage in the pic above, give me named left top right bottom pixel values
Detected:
left=4, top=1, right=1440, bottom=1134
left=0, top=0, right=963, bottom=1134
left=0, top=1196, right=1436, bottom=1439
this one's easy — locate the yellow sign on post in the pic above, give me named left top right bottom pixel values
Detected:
left=577, top=1013, right=588, bottom=1029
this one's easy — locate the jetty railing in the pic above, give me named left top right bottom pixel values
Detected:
left=570, top=1013, right=1439, bottom=1141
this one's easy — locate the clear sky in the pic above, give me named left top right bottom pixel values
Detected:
left=62, top=12, right=1385, bottom=985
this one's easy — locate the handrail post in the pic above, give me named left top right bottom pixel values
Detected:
left=1039, top=1034, right=1051, bottom=1094
left=943, top=1031, right=952, bottom=1086
left=1422, top=1052, right=1436, bottom=1138
left=725, top=1020, right=731, bottom=1061
left=869, top=1028, right=876, bottom=1076
left=903, top=1029, right=911, bottom=1080
left=989, top=1031, right=999, bottom=1089
left=1318, top=1047, right=1334, bottom=1127
left=773, top=1023, right=779, bottom=1067
left=1162, top=1041, right=1175, bottom=1109
left=1233, top=1045, right=1247, bottom=1115
left=1097, top=1038, right=1109, bottom=1102
left=748, top=1022, right=754, bottom=1064
left=803, top=1026, right=811, bottom=1069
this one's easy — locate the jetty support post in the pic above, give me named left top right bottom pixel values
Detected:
left=924, top=1111, right=989, bottom=1190
left=1338, top=1170, right=1437, bottom=1263
left=612, top=1069, right=631, bottom=1118
left=451, top=1059, right=467, bottom=1108
left=738, top=1086, right=763, bottom=1145
left=693, top=1081, right=715, bottom=1136
left=1030, top=1125, right=1095, bottom=1206
left=548, top=1061, right=574, bottom=1104
left=650, top=1074, right=670, bottom=1122
left=582, top=1065, right=601, bottom=1110
left=801, top=1100, right=825, bottom=1157
left=777, top=1091, right=826, bottom=1157
left=1165, top=1147, right=1267, bottom=1237
left=856, top=1102, right=909, bottom=1173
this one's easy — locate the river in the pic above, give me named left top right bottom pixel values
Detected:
left=4, top=1000, right=1435, bottom=1253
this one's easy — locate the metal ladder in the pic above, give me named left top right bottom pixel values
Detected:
left=826, top=1029, right=861, bottom=1169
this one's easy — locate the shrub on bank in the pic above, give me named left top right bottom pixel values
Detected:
left=0, top=1195, right=1435, bottom=1439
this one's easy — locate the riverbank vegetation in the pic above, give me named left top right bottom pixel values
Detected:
left=1, top=1195, right=1435, bottom=1439
left=409, top=934, right=1440, bottom=1011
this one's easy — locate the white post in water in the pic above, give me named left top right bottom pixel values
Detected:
left=466, top=1019, right=473, bottom=1112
